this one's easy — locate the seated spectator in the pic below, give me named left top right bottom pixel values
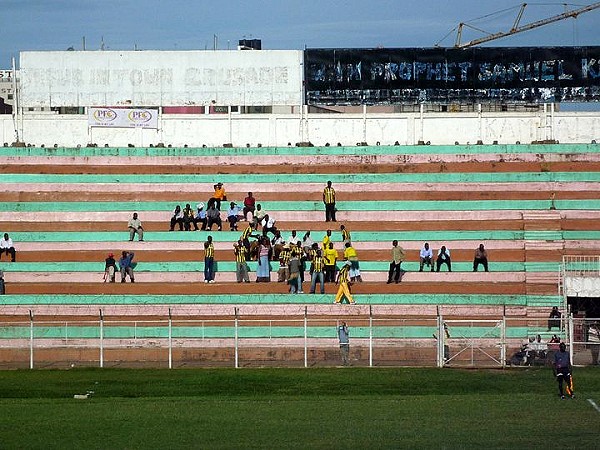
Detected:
left=436, top=245, right=452, bottom=272
left=0, top=233, right=16, bottom=262
left=302, top=231, right=314, bottom=254
left=253, top=204, right=266, bottom=229
left=127, top=213, right=144, bottom=242
left=206, top=204, right=222, bottom=231
left=104, top=252, right=117, bottom=283
left=473, top=243, right=489, bottom=272
left=210, top=182, right=227, bottom=210
left=119, top=251, right=135, bottom=283
left=194, top=203, right=207, bottom=231
left=169, top=205, right=184, bottom=231
left=548, top=306, right=562, bottom=331
left=226, top=202, right=242, bottom=231
left=419, top=242, right=433, bottom=272
left=271, top=230, right=285, bottom=261
left=0, top=269, right=4, bottom=295
left=261, top=214, right=276, bottom=236
left=287, top=230, right=298, bottom=245
left=182, top=203, right=197, bottom=231
left=243, top=192, right=256, bottom=221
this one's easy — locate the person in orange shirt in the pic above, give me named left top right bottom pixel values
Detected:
left=210, top=182, right=227, bottom=210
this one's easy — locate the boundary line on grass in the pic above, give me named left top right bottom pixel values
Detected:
left=587, top=399, right=600, bottom=413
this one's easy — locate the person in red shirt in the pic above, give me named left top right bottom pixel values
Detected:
left=243, top=192, right=256, bottom=221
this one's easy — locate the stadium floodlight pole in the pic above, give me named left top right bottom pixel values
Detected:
left=29, top=310, right=34, bottom=369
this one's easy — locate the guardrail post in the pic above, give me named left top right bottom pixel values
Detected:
left=369, top=305, right=373, bottom=367
left=568, top=313, right=574, bottom=366
left=29, top=310, right=34, bottom=369
left=99, top=309, right=104, bottom=368
left=234, top=307, right=239, bottom=368
left=168, top=308, right=172, bottom=369
left=501, top=315, right=507, bottom=368
left=304, top=306, right=308, bottom=368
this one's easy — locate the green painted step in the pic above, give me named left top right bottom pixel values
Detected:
left=0, top=325, right=530, bottom=340
left=1, top=199, right=597, bottom=212
left=0, top=293, right=561, bottom=306
left=0, top=261, right=557, bottom=273
left=4, top=172, right=600, bottom=184
left=0, top=143, right=597, bottom=157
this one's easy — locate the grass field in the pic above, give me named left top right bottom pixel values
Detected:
left=1, top=367, right=598, bottom=449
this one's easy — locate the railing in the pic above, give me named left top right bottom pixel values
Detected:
left=0, top=309, right=590, bottom=369
left=562, top=255, right=600, bottom=277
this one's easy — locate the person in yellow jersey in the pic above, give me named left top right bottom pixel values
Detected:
left=324, top=242, right=339, bottom=283
left=335, top=261, right=355, bottom=304
left=233, top=240, right=250, bottom=283
left=343, top=241, right=362, bottom=282
left=323, top=180, right=336, bottom=222
left=203, top=235, right=215, bottom=283
left=340, top=224, right=351, bottom=245
left=322, top=229, right=332, bottom=252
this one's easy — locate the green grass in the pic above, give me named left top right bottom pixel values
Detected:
left=0, top=368, right=599, bottom=449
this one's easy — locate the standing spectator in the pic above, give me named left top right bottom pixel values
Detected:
left=277, top=244, right=291, bottom=282
left=271, top=230, right=285, bottom=261
left=227, top=202, right=242, bottom=231
left=387, top=240, right=405, bottom=284
left=243, top=192, right=256, bottom=221
left=419, top=242, right=434, bottom=272
left=340, top=224, right=351, bottom=245
left=240, top=222, right=258, bottom=256
left=324, top=242, right=338, bottom=283
left=127, top=213, right=144, bottom=242
left=233, top=240, right=250, bottom=283
left=554, top=342, right=574, bottom=399
left=210, top=182, right=227, bottom=210
left=204, top=236, right=215, bottom=283
left=323, top=180, right=337, bottom=222
left=104, top=252, right=117, bottom=283
left=337, top=322, right=350, bottom=366
left=473, top=243, right=489, bottom=272
left=119, top=251, right=135, bottom=283
left=310, top=249, right=325, bottom=294
left=322, top=229, right=332, bottom=251
left=587, top=323, right=600, bottom=365
left=206, top=204, right=222, bottom=231
left=344, top=242, right=362, bottom=282
left=436, top=245, right=452, bottom=272
left=194, top=203, right=207, bottom=231
left=288, top=253, right=302, bottom=294
left=182, top=203, right=197, bottom=231
left=0, top=233, right=16, bottom=262
left=256, top=237, right=271, bottom=282
left=335, top=261, right=355, bottom=304
left=169, top=205, right=184, bottom=231
left=548, top=306, right=562, bottom=331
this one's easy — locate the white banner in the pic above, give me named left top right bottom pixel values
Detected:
left=88, top=107, right=158, bottom=129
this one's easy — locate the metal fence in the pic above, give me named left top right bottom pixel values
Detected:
left=1, top=308, right=594, bottom=369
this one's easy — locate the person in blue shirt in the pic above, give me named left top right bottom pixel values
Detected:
left=338, top=322, right=350, bottom=366
left=554, top=342, right=574, bottom=399
left=119, top=251, right=135, bottom=283
left=227, top=202, right=242, bottom=231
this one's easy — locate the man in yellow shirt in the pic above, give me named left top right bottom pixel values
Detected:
left=343, top=242, right=362, bottom=282
left=323, top=180, right=336, bottom=222
left=335, top=261, right=354, bottom=304
left=211, top=182, right=227, bottom=210
left=323, top=242, right=338, bottom=283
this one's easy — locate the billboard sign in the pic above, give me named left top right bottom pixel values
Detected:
left=88, top=107, right=158, bottom=128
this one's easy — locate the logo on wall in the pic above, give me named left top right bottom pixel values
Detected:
left=88, top=108, right=158, bottom=129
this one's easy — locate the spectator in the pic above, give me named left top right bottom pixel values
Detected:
left=0, top=233, right=16, bottom=262
left=323, top=180, right=337, bottom=222
left=233, top=240, right=250, bottom=283
left=419, top=242, right=433, bottom=272
left=169, top=205, right=184, bottom=231
left=337, top=322, right=350, bottom=365
left=104, top=252, right=117, bottom=283
left=288, top=253, right=302, bottom=294
left=261, top=214, right=276, bottom=236
left=340, top=224, right=351, bottom=245
left=204, top=236, right=215, bottom=283
left=322, top=229, right=332, bottom=251
left=344, top=242, right=362, bottom=282
left=227, top=202, right=242, bottom=231
left=271, top=230, right=285, bottom=261
left=302, top=231, right=314, bottom=254
left=335, top=261, right=355, bottom=304
left=548, top=306, right=562, bottom=331
left=243, top=192, right=256, bottom=221
left=194, top=203, right=207, bottom=231
left=554, top=342, right=574, bottom=399
left=324, top=242, right=338, bottom=283
left=253, top=204, right=266, bottom=230
left=127, top=213, right=144, bottom=242
left=0, top=270, right=4, bottom=295
left=206, top=204, right=222, bottom=231
left=310, top=249, right=325, bottom=294
left=210, top=182, right=227, bottom=210
left=256, top=236, right=271, bottom=282
left=119, top=251, right=135, bottom=283
left=473, top=243, right=489, bottom=272
left=277, top=244, right=291, bottom=282
left=240, top=222, right=259, bottom=256
left=587, top=322, right=600, bottom=365
left=182, top=203, right=197, bottom=231
left=436, top=245, right=452, bottom=272
left=387, top=240, right=405, bottom=284
left=287, top=230, right=298, bottom=246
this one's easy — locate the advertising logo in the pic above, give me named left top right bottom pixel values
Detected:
left=128, top=109, right=153, bottom=124
left=93, top=108, right=117, bottom=123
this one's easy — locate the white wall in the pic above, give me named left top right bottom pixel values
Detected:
left=1, top=110, right=599, bottom=147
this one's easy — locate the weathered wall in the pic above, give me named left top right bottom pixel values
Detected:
left=1, top=111, right=599, bottom=147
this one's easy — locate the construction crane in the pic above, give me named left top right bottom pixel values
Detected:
left=453, top=2, right=600, bottom=48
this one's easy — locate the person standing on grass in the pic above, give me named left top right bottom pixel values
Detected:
left=204, top=236, right=215, bottom=283
left=323, top=180, right=336, bottom=222
left=338, top=322, right=350, bottom=366
left=554, top=342, right=574, bottom=399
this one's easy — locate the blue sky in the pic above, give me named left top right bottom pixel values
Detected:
left=2, top=0, right=599, bottom=67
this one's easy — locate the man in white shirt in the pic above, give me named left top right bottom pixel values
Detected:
left=0, top=233, right=16, bottom=262
left=127, top=213, right=144, bottom=241
left=419, top=242, right=433, bottom=272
